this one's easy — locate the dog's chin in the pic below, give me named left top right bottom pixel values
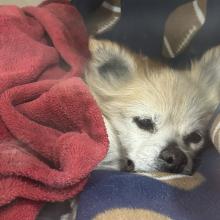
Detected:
left=122, top=159, right=158, bottom=173
left=122, top=159, right=194, bottom=175
left=125, top=166, right=193, bottom=175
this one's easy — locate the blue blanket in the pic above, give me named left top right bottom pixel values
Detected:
left=76, top=148, right=220, bottom=220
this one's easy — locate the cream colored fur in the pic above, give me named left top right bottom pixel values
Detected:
left=85, top=39, right=220, bottom=174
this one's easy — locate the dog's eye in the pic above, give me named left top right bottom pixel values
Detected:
left=133, top=117, right=155, bottom=132
left=184, top=131, right=202, bottom=144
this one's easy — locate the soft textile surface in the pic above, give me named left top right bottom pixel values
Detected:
left=76, top=148, right=220, bottom=220
left=72, top=0, right=220, bottom=68
left=73, top=0, right=207, bottom=59
left=0, top=0, right=43, bottom=7
left=0, top=1, right=108, bottom=219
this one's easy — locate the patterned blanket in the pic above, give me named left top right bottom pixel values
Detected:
left=76, top=148, right=220, bottom=220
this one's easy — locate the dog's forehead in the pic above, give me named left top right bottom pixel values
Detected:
left=109, top=65, right=209, bottom=131
left=123, top=94, right=206, bottom=133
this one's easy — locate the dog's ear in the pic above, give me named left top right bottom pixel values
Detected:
left=189, top=46, right=220, bottom=110
left=194, top=46, right=220, bottom=90
left=89, top=38, right=137, bottom=79
left=195, top=46, right=220, bottom=152
left=85, top=38, right=138, bottom=95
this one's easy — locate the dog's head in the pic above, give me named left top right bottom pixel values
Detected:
left=85, top=39, right=220, bottom=174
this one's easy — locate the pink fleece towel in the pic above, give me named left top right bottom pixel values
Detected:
left=0, top=1, right=108, bottom=219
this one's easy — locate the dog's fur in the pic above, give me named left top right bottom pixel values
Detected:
left=84, top=39, right=220, bottom=175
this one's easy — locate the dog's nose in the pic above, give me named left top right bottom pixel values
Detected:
left=159, top=145, right=187, bottom=173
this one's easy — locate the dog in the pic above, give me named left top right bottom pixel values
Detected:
left=84, top=38, right=220, bottom=175
left=61, top=39, right=220, bottom=220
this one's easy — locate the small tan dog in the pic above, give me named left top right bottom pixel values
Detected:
left=61, top=40, right=220, bottom=220
left=85, top=39, right=220, bottom=175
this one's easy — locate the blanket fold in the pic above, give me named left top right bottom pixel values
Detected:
left=0, top=1, right=108, bottom=219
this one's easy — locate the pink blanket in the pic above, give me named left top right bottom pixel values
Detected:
left=0, top=1, right=108, bottom=219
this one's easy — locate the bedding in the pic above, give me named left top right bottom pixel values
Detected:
left=0, top=1, right=108, bottom=219
left=73, top=0, right=220, bottom=68
left=76, top=147, right=220, bottom=220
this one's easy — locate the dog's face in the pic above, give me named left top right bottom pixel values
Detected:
left=85, top=39, right=220, bottom=174
left=108, top=75, right=208, bottom=174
